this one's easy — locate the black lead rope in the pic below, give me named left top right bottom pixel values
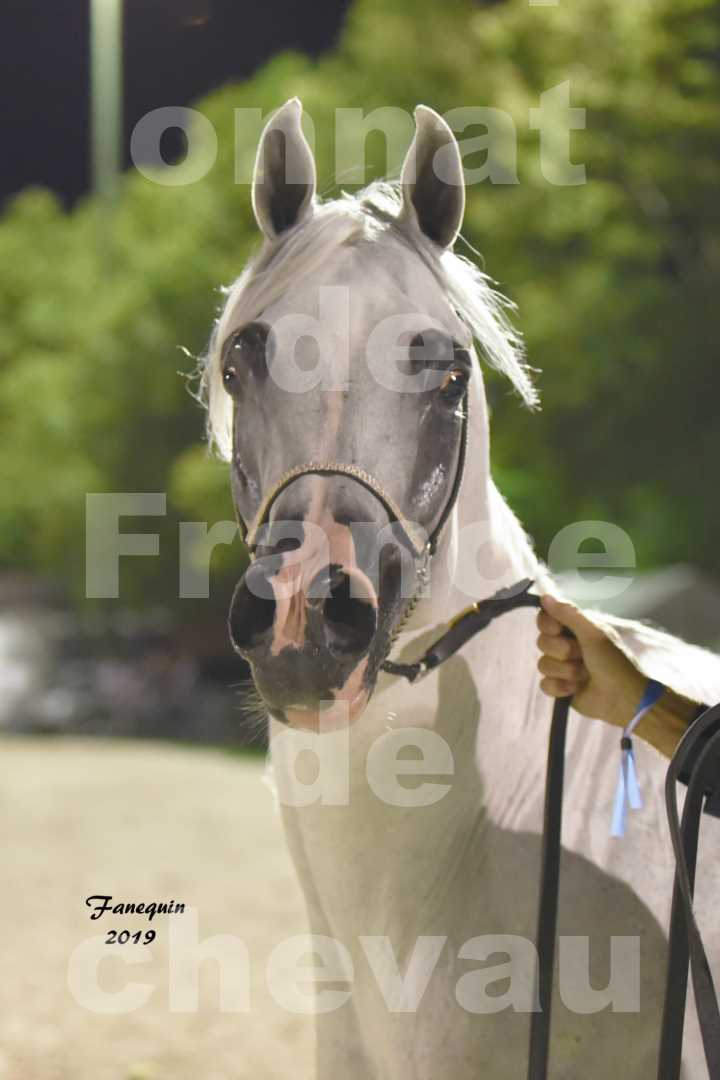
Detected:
left=657, top=702, right=720, bottom=1079
left=381, top=576, right=569, bottom=1079
left=383, top=577, right=720, bottom=1080
left=526, top=694, right=571, bottom=1080
left=381, top=577, right=543, bottom=682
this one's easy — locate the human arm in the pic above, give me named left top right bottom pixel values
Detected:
left=536, top=593, right=703, bottom=759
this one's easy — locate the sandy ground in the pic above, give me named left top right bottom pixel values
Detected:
left=0, top=736, right=314, bottom=1080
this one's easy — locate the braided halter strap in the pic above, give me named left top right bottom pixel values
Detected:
left=241, top=461, right=431, bottom=558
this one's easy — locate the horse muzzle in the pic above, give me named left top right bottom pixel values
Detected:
left=227, top=463, right=437, bottom=730
left=229, top=552, right=380, bottom=729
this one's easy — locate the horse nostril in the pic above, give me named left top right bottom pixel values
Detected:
left=229, top=563, right=276, bottom=654
left=322, top=573, right=377, bottom=657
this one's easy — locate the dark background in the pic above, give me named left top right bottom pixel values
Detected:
left=1, top=0, right=352, bottom=209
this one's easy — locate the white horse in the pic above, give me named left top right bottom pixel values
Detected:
left=203, top=99, right=720, bottom=1078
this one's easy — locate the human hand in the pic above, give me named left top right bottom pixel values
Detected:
left=536, top=594, right=647, bottom=729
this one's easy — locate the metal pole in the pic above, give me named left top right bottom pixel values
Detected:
left=90, top=0, right=123, bottom=198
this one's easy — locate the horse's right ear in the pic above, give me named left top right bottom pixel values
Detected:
left=251, top=98, right=316, bottom=241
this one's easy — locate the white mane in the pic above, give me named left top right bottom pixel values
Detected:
left=202, top=181, right=538, bottom=460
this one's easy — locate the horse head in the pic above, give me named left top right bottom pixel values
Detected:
left=204, top=98, right=533, bottom=729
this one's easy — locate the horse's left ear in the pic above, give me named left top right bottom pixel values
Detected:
left=400, top=105, right=465, bottom=250
left=252, top=98, right=316, bottom=240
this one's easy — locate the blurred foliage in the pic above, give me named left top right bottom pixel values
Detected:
left=1, top=0, right=718, bottom=606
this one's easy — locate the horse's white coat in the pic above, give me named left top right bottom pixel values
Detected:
left=208, top=184, right=720, bottom=1077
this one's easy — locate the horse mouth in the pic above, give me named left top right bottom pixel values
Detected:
left=282, top=688, right=371, bottom=731
left=261, top=655, right=371, bottom=731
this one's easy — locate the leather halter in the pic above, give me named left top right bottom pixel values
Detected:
left=243, top=462, right=428, bottom=557
left=236, top=398, right=469, bottom=566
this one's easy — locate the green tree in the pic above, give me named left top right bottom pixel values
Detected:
left=0, top=0, right=717, bottom=606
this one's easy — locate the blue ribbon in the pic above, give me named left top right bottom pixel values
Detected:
left=611, top=678, right=665, bottom=837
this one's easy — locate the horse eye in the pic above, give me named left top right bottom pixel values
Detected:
left=440, top=367, right=469, bottom=402
left=222, top=363, right=239, bottom=392
left=221, top=322, right=269, bottom=394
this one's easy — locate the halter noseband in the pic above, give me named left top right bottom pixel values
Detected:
left=237, top=401, right=469, bottom=566
left=242, top=462, right=429, bottom=558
